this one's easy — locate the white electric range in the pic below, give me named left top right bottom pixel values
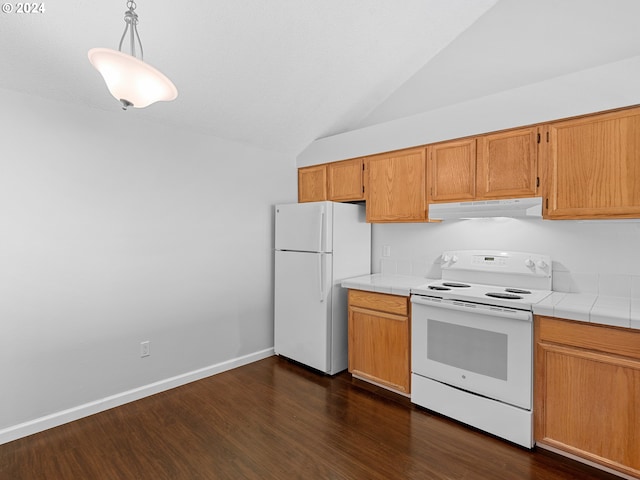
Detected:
left=410, top=250, right=552, bottom=448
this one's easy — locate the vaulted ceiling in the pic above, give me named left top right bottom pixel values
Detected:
left=1, top=0, right=639, bottom=155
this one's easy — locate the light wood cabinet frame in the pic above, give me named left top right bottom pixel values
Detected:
left=348, top=290, right=411, bottom=394
left=534, top=316, right=640, bottom=478
left=298, top=164, right=327, bottom=203
left=544, top=106, right=640, bottom=219
left=428, top=138, right=476, bottom=203
left=365, top=147, right=428, bottom=223
left=427, top=127, right=540, bottom=204
left=476, top=127, right=539, bottom=199
left=300, top=104, right=640, bottom=221
left=327, top=158, right=365, bottom=202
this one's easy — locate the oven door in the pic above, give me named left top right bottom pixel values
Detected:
left=411, top=295, right=532, bottom=410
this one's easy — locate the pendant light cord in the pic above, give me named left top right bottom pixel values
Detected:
left=118, top=1, right=144, bottom=61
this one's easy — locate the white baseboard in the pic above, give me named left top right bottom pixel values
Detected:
left=0, top=348, right=274, bottom=446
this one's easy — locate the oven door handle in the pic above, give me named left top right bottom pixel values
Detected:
left=410, top=295, right=532, bottom=322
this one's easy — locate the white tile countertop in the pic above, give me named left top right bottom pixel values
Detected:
left=533, top=292, right=640, bottom=330
left=341, top=274, right=434, bottom=297
left=342, top=274, right=640, bottom=331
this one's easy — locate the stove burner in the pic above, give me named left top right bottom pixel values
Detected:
left=486, top=292, right=523, bottom=300
left=505, top=288, right=532, bottom=295
left=442, top=282, right=471, bottom=288
left=428, top=285, right=451, bottom=291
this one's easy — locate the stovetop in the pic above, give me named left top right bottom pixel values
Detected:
left=411, top=250, right=553, bottom=309
left=411, top=280, right=553, bottom=309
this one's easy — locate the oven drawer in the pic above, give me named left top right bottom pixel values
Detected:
left=412, top=374, right=534, bottom=448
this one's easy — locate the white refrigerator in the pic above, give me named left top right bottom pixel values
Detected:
left=274, top=201, right=371, bottom=374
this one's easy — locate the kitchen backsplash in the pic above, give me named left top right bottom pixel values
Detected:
left=372, top=217, right=640, bottom=298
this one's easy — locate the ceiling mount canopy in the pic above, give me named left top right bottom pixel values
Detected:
left=88, top=0, right=177, bottom=110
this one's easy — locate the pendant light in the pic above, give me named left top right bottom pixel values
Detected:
left=88, top=1, right=177, bottom=110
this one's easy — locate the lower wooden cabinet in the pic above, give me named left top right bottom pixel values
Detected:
left=347, top=289, right=410, bottom=394
left=534, top=316, right=640, bottom=478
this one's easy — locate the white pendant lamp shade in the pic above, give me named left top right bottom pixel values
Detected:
left=88, top=1, right=177, bottom=110
left=88, top=48, right=177, bottom=109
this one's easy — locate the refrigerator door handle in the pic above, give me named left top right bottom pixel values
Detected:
left=318, top=207, right=325, bottom=252
left=319, top=254, right=325, bottom=302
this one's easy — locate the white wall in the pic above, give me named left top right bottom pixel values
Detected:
left=0, top=88, right=296, bottom=441
left=371, top=219, right=640, bottom=297
left=356, top=0, right=640, bottom=130
left=297, top=55, right=640, bottom=166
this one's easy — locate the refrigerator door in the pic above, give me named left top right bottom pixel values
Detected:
left=274, top=250, right=333, bottom=373
left=275, top=202, right=332, bottom=253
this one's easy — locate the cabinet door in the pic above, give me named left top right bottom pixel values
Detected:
left=327, top=158, right=364, bottom=202
left=477, top=127, right=539, bottom=199
left=366, top=148, right=427, bottom=223
left=545, top=107, right=640, bottom=219
left=348, top=306, right=410, bottom=394
left=534, top=317, right=640, bottom=479
left=427, top=138, right=476, bottom=202
left=298, top=164, right=327, bottom=203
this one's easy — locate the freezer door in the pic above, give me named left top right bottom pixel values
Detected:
left=274, top=250, right=333, bottom=372
left=275, top=202, right=332, bottom=253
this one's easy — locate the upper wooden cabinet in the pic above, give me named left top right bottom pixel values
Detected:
left=544, top=106, right=640, bottom=219
left=327, top=158, right=365, bottom=202
left=477, top=127, right=539, bottom=199
left=299, top=105, right=640, bottom=220
left=427, top=128, right=539, bottom=204
left=428, top=138, right=476, bottom=203
left=298, top=158, right=364, bottom=203
left=366, top=148, right=428, bottom=223
left=298, top=164, right=327, bottom=203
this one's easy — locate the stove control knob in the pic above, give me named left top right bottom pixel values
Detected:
left=442, top=254, right=451, bottom=263
left=451, top=255, right=458, bottom=263
left=524, top=258, right=535, bottom=268
left=536, top=260, right=548, bottom=269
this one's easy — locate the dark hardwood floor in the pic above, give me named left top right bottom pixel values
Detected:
left=0, top=356, right=622, bottom=479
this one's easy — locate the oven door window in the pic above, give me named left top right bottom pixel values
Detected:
left=411, top=300, right=532, bottom=410
left=427, top=320, right=508, bottom=381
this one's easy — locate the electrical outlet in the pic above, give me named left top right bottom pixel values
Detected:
left=382, top=245, right=391, bottom=257
left=140, top=341, right=150, bottom=358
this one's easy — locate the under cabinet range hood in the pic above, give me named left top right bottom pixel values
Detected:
left=428, top=197, right=543, bottom=220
